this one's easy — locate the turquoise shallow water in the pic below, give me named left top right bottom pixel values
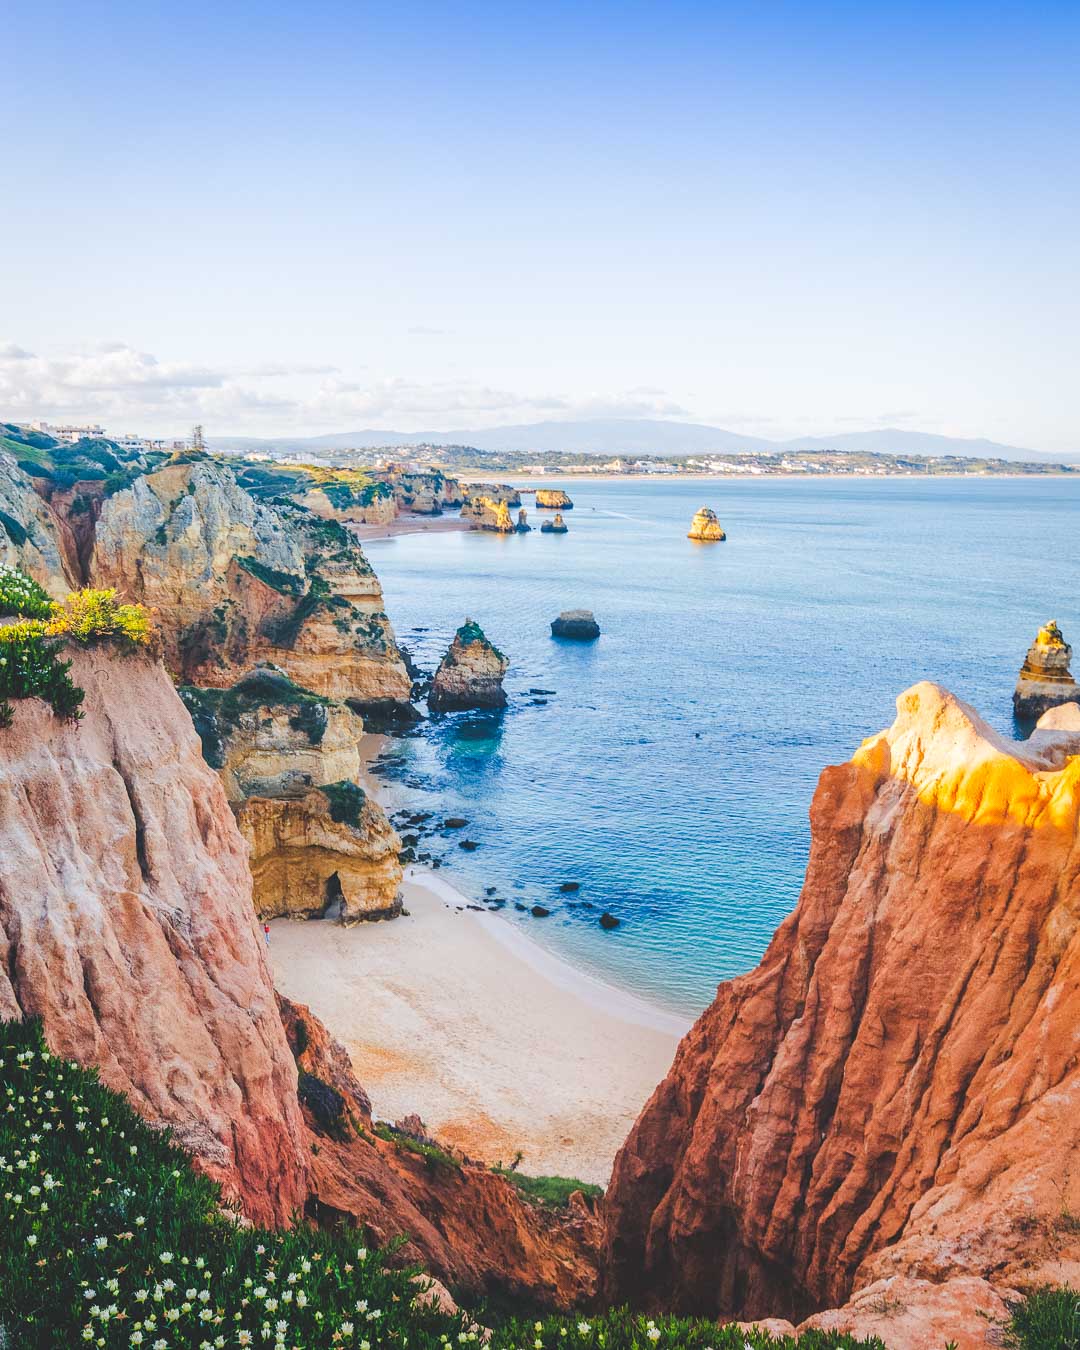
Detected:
left=364, top=476, right=1080, bottom=1018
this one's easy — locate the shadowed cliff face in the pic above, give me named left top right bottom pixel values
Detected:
left=604, top=682, right=1080, bottom=1331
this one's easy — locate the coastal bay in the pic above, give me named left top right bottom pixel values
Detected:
left=270, top=866, right=686, bottom=1185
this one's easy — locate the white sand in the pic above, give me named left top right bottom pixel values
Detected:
left=270, top=868, right=688, bottom=1185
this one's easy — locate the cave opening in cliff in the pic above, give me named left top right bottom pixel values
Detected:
left=323, top=872, right=345, bottom=920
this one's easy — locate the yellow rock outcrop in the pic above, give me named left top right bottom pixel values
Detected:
left=687, top=506, right=726, bottom=541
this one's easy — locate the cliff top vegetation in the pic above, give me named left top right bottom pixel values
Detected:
left=0, top=1017, right=905, bottom=1350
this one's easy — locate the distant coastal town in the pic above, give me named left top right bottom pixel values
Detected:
left=9, top=419, right=1078, bottom=478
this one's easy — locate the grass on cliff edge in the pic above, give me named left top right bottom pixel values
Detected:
left=0, top=1019, right=897, bottom=1350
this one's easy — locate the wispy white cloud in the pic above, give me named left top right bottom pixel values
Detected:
left=0, top=341, right=690, bottom=435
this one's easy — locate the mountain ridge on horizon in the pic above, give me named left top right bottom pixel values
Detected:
left=209, top=417, right=1075, bottom=463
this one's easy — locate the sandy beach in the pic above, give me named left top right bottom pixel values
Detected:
left=270, top=867, right=688, bottom=1185
left=350, top=514, right=471, bottom=542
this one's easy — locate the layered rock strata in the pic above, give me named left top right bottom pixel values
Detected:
left=1013, top=620, right=1077, bottom=720
left=90, top=457, right=411, bottom=709
left=687, top=506, right=726, bottom=541
left=180, top=669, right=403, bottom=921
left=605, top=682, right=1080, bottom=1345
left=429, top=619, right=509, bottom=710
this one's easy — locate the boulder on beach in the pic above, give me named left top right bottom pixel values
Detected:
left=541, top=513, right=569, bottom=534
left=1013, top=620, right=1078, bottom=720
left=688, top=506, right=726, bottom=541
left=429, top=618, right=509, bottom=711
left=551, top=609, right=600, bottom=640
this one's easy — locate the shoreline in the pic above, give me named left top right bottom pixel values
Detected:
left=351, top=514, right=471, bottom=542
left=271, top=865, right=688, bottom=1184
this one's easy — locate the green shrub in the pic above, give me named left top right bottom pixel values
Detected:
left=236, top=555, right=306, bottom=596
left=1006, top=1286, right=1080, bottom=1348
left=179, top=672, right=330, bottom=769
left=321, top=780, right=367, bottom=828
left=0, top=1019, right=888, bottom=1350
left=0, top=621, right=84, bottom=721
left=0, top=566, right=55, bottom=620
left=372, top=1122, right=462, bottom=1171
left=492, top=1167, right=603, bottom=1207
left=47, top=588, right=155, bottom=649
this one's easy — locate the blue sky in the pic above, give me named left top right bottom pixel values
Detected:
left=2, top=0, right=1078, bottom=450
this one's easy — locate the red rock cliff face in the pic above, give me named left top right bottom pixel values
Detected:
left=0, top=648, right=311, bottom=1225
left=604, top=682, right=1080, bottom=1332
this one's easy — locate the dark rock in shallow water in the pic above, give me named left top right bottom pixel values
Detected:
left=444, top=817, right=468, bottom=829
left=551, top=610, right=600, bottom=641
left=529, top=688, right=556, bottom=695
left=485, top=886, right=497, bottom=895
left=459, top=839, right=479, bottom=851
left=531, top=905, right=551, bottom=917
left=514, top=901, right=528, bottom=911
left=599, top=911, right=620, bottom=929
left=559, top=881, right=581, bottom=893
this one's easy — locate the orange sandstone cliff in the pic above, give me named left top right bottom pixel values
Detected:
left=604, top=682, right=1080, bottom=1345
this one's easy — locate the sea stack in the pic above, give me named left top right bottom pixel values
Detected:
left=536, top=488, right=574, bottom=510
left=515, top=507, right=531, bottom=533
left=551, top=609, right=600, bottom=640
left=429, top=618, right=509, bottom=711
left=688, top=506, right=726, bottom=541
left=1013, top=620, right=1078, bottom=720
left=541, top=513, right=569, bottom=534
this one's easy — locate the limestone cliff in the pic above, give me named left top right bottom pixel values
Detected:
left=429, top=618, right=509, bottom=710
left=1013, top=619, right=1077, bottom=720
left=461, top=495, right=516, bottom=532
left=687, top=506, right=726, bottom=540
left=237, top=785, right=403, bottom=923
left=0, top=647, right=310, bottom=1225
left=91, top=457, right=411, bottom=709
left=0, top=453, right=76, bottom=594
left=605, top=682, right=1080, bottom=1346
left=380, top=468, right=464, bottom=514
left=536, top=488, right=574, bottom=509
left=180, top=669, right=404, bottom=922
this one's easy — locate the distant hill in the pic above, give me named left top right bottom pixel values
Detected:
left=211, top=420, right=1074, bottom=463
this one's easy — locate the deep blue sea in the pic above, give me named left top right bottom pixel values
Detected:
left=364, top=476, right=1080, bottom=1018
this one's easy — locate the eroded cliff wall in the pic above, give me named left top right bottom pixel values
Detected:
left=605, top=682, right=1080, bottom=1335
left=0, top=648, right=311, bottom=1225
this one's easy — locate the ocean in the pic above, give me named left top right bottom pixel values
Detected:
left=364, top=475, right=1080, bottom=1018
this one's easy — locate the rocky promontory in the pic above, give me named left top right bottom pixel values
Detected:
left=462, top=495, right=515, bottom=532
left=429, top=618, right=509, bottom=710
left=605, top=681, right=1080, bottom=1345
left=687, top=506, right=726, bottom=540
left=551, top=609, right=600, bottom=639
left=1013, top=619, right=1077, bottom=720
left=536, top=488, right=574, bottom=509
left=541, top=512, right=569, bottom=533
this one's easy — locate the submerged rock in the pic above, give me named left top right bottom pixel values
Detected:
left=541, top=513, right=569, bottom=534
left=536, top=488, right=574, bottom=509
left=1013, top=619, right=1078, bottom=720
left=551, top=609, right=600, bottom=640
left=688, top=506, right=726, bottom=541
left=429, top=618, right=509, bottom=711
left=599, top=911, right=620, bottom=930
